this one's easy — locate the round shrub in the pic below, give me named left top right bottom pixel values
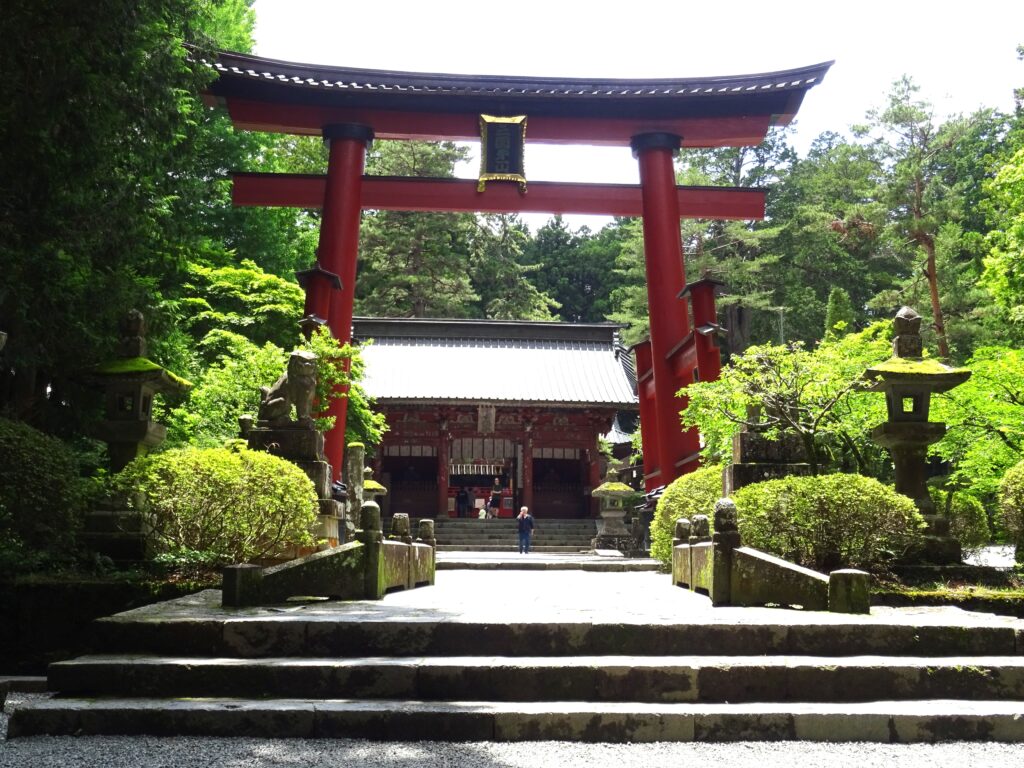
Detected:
left=0, top=417, right=86, bottom=571
left=650, top=464, right=723, bottom=565
left=930, top=488, right=990, bottom=553
left=117, top=446, right=318, bottom=564
left=998, top=460, right=1024, bottom=564
left=732, top=474, right=925, bottom=572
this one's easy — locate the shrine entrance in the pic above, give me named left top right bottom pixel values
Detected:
left=204, top=52, right=831, bottom=494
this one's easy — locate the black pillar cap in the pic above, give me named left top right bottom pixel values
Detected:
left=678, top=277, right=727, bottom=300
left=295, top=261, right=343, bottom=291
left=630, top=132, right=682, bottom=158
left=323, top=123, right=375, bottom=144
left=298, top=314, right=328, bottom=337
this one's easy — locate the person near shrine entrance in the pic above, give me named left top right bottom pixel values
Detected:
left=517, top=506, right=535, bottom=554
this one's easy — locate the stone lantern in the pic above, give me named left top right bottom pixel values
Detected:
left=863, top=307, right=970, bottom=564
left=90, top=310, right=191, bottom=472
left=591, top=461, right=636, bottom=550
left=363, top=466, right=389, bottom=502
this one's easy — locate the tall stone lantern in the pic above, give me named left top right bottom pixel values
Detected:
left=863, top=307, right=970, bottom=564
left=591, top=461, right=636, bottom=551
left=90, top=310, right=191, bottom=471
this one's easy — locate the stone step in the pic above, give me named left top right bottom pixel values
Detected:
left=46, top=654, right=1024, bottom=703
left=92, top=613, right=1024, bottom=659
left=10, top=696, right=1024, bottom=741
left=436, top=545, right=591, bottom=553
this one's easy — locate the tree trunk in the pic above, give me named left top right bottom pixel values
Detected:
left=921, top=236, right=951, bottom=360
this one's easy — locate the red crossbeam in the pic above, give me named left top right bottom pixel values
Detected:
left=232, top=173, right=765, bottom=220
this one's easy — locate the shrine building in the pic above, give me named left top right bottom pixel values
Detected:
left=353, top=317, right=637, bottom=520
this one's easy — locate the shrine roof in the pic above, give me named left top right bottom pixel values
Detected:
left=202, top=51, right=832, bottom=143
left=353, top=318, right=637, bottom=409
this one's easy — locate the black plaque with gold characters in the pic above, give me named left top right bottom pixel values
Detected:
left=478, top=114, right=527, bottom=192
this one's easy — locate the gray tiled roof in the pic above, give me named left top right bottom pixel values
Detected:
left=354, top=318, right=637, bottom=408
left=206, top=52, right=832, bottom=101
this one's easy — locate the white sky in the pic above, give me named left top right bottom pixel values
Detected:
left=252, top=0, right=1023, bottom=228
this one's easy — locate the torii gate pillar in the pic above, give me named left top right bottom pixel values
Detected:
left=302, top=123, right=373, bottom=481
left=632, top=133, right=702, bottom=488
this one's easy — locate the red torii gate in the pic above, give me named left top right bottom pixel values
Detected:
left=204, top=52, right=830, bottom=490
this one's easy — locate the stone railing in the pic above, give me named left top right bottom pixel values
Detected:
left=671, top=499, right=869, bottom=614
left=222, top=501, right=435, bottom=607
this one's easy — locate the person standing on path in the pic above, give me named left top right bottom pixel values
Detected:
left=517, top=506, right=535, bottom=554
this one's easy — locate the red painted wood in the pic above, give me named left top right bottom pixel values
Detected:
left=225, top=98, right=776, bottom=147
left=232, top=174, right=766, bottom=220
left=635, top=141, right=702, bottom=487
left=632, top=340, right=661, bottom=491
left=319, top=134, right=369, bottom=481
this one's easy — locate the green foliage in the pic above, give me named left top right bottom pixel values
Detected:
left=177, top=260, right=304, bottom=356
left=164, top=332, right=286, bottom=447
left=998, top=460, right=1024, bottom=561
left=302, top=327, right=387, bottom=449
left=932, top=346, right=1024, bottom=502
left=732, top=474, right=925, bottom=571
left=650, top=465, right=724, bottom=566
left=983, top=146, right=1024, bottom=328
left=823, top=287, right=856, bottom=339
left=680, top=324, right=890, bottom=474
left=0, top=418, right=89, bottom=573
left=116, top=446, right=318, bottom=564
left=930, top=487, right=991, bottom=552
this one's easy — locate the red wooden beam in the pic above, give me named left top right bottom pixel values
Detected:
left=232, top=173, right=766, bottom=220
left=223, top=98, right=775, bottom=147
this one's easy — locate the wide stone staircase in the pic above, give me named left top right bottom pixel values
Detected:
left=8, top=588, right=1024, bottom=742
left=432, top=517, right=598, bottom=553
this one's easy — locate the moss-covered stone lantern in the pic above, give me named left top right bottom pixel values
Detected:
left=591, top=460, right=636, bottom=550
left=863, top=307, right=970, bottom=564
left=90, top=310, right=191, bottom=471
left=363, top=466, right=388, bottom=501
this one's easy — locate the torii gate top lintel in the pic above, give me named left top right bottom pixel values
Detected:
left=205, top=50, right=832, bottom=146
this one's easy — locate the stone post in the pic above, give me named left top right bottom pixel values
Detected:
left=711, top=499, right=741, bottom=606
left=391, top=512, right=413, bottom=544
left=222, top=564, right=264, bottom=608
left=417, top=519, right=436, bottom=548
left=346, top=442, right=366, bottom=529
left=357, top=499, right=384, bottom=599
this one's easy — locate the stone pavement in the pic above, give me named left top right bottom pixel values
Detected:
left=436, top=550, right=661, bottom=571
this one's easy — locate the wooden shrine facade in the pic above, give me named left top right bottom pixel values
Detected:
left=353, top=318, right=637, bottom=519
left=204, top=51, right=831, bottom=491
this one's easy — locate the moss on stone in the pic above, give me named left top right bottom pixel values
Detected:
left=867, top=356, right=969, bottom=376
left=363, top=479, right=387, bottom=493
left=94, top=357, right=192, bottom=389
left=593, top=481, right=634, bottom=495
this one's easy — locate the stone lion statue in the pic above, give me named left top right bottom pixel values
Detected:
left=258, top=350, right=318, bottom=424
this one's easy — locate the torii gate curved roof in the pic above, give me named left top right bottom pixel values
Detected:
left=203, top=51, right=832, bottom=147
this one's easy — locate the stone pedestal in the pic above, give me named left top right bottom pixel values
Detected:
left=723, top=430, right=811, bottom=495
left=247, top=422, right=346, bottom=546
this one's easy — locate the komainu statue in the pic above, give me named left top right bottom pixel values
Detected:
left=258, top=350, right=318, bottom=424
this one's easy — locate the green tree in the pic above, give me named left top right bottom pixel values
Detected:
left=823, top=287, right=856, bottom=339
left=680, top=324, right=890, bottom=475
left=932, top=345, right=1024, bottom=503
left=471, top=215, right=559, bottom=320
left=356, top=141, right=479, bottom=317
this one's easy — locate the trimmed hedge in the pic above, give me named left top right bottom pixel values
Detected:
left=733, top=474, right=925, bottom=572
left=998, top=460, right=1024, bottom=564
left=650, top=465, right=723, bottom=566
left=117, top=446, right=318, bottom=564
left=0, top=418, right=86, bottom=574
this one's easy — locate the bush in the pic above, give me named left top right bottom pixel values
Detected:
left=998, top=461, right=1024, bottom=564
left=116, top=446, right=318, bottom=564
left=732, top=474, right=925, bottom=572
left=650, top=465, right=723, bottom=565
left=930, top=488, right=990, bottom=553
left=0, top=417, right=87, bottom=574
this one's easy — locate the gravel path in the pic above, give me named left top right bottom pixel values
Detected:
left=4, top=694, right=1024, bottom=768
